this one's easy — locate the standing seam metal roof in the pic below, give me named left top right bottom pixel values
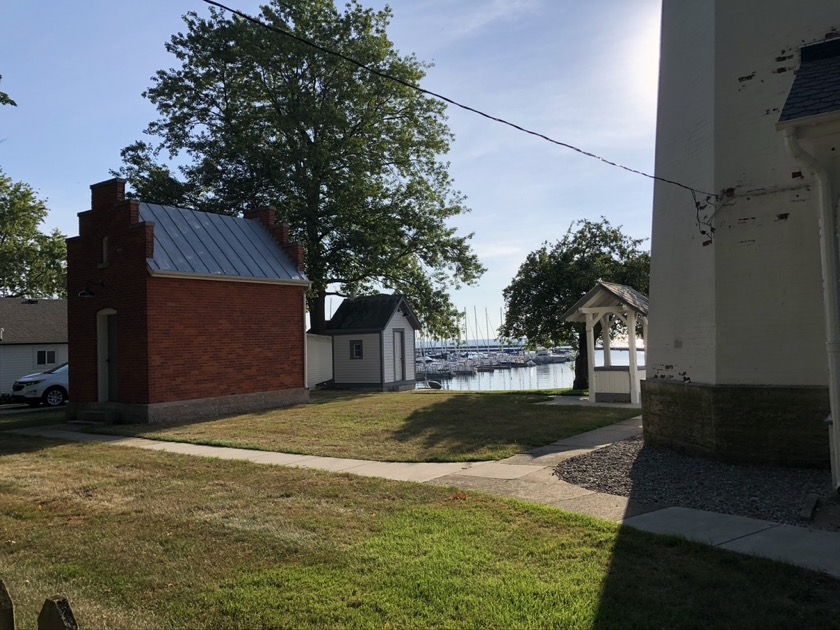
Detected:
left=139, top=203, right=308, bottom=284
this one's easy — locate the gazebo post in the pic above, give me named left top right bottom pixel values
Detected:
left=627, top=311, right=639, bottom=404
left=563, top=281, right=648, bottom=406
left=586, top=312, right=597, bottom=402
left=600, top=314, right=612, bottom=367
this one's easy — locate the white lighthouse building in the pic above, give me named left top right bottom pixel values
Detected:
left=643, top=1, right=840, bottom=485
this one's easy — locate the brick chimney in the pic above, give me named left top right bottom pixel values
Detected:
left=283, top=241, right=306, bottom=273
left=244, top=206, right=294, bottom=246
left=243, top=206, right=303, bottom=271
left=272, top=223, right=290, bottom=245
left=243, top=206, right=276, bottom=230
left=90, top=178, right=126, bottom=212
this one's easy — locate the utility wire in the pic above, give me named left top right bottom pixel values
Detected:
left=201, top=0, right=717, bottom=199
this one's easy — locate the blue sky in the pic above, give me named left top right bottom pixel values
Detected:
left=1, top=0, right=661, bottom=334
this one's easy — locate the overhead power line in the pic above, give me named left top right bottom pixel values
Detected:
left=200, top=0, right=717, bottom=199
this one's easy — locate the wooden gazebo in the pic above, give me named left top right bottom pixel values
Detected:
left=563, top=281, right=648, bottom=404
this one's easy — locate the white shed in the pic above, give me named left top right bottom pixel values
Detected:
left=306, top=333, right=333, bottom=387
left=323, top=294, right=420, bottom=392
left=563, top=282, right=648, bottom=404
left=0, top=299, right=68, bottom=395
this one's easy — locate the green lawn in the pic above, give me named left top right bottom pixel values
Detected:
left=82, top=390, right=639, bottom=462
left=0, top=435, right=837, bottom=629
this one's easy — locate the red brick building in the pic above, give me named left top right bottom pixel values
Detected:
left=67, top=178, right=310, bottom=423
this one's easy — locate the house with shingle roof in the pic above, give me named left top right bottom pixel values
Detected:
left=0, top=298, right=67, bottom=395
left=66, top=178, right=310, bottom=423
left=323, top=294, right=420, bottom=391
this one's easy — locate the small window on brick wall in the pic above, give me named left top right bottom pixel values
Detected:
left=36, top=350, right=56, bottom=366
left=99, top=236, right=109, bottom=267
left=350, top=340, right=363, bottom=360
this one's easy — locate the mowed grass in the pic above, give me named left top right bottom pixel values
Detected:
left=0, top=408, right=66, bottom=431
left=84, top=390, right=639, bottom=462
left=1, top=435, right=838, bottom=629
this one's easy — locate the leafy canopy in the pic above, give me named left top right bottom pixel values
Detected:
left=501, top=217, right=650, bottom=348
left=0, top=74, right=15, bottom=108
left=0, top=169, right=67, bottom=298
left=116, top=0, right=483, bottom=336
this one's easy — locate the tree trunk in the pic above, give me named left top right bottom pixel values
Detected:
left=309, top=291, right=327, bottom=334
left=573, top=326, right=588, bottom=390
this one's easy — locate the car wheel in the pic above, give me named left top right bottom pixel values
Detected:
left=42, top=386, right=67, bottom=407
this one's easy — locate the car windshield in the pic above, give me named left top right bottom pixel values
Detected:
left=45, top=363, right=68, bottom=374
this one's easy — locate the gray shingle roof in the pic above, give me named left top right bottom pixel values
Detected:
left=563, top=281, right=648, bottom=323
left=778, top=38, right=840, bottom=126
left=0, top=299, right=67, bottom=344
left=324, top=294, right=420, bottom=334
left=140, top=203, right=308, bottom=285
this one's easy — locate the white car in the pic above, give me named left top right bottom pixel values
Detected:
left=11, top=363, right=69, bottom=407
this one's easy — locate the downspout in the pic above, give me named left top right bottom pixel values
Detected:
left=783, top=127, right=840, bottom=490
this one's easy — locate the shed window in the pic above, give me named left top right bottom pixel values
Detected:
left=350, top=340, right=363, bottom=360
left=36, top=350, right=56, bottom=366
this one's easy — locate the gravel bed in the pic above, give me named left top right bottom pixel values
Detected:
left=553, top=435, right=835, bottom=529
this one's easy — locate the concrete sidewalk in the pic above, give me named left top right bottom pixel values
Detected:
left=8, top=427, right=542, bottom=483
left=9, top=419, right=840, bottom=579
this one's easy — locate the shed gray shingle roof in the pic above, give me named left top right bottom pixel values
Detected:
left=324, top=294, right=420, bottom=334
left=140, top=203, right=308, bottom=285
left=0, top=299, right=67, bottom=344
left=778, top=38, right=840, bottom=126
left=563, top=281, right=649, bottom=323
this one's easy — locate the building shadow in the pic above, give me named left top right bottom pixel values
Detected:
left=0, top=433, right=67, bottom=457
left=553, top=432, right=838, bottom=627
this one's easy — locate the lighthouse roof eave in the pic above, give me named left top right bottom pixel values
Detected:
left=777, top=38, right=840, bottom=131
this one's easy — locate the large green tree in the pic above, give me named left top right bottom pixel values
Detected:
left=501, top=218, right=650, bottom=389
left=0, top=169, right=67, bottom=298
left=117, top=0, right=483, bottom=336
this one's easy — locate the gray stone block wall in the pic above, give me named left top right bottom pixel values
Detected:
left=642, top=379, right=830, bottom=468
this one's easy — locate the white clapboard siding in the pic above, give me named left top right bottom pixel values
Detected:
left=382, top=310, right=416, bottom=384
left=306, top=334, right=333, bottom=386
left=333, top=333, right=381, bottom=384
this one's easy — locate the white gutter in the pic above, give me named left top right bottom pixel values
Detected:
left=783, top=127, right=840, bottom=490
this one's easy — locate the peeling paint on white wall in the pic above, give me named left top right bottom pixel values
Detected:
left=648, top=0, right=840, bottom=387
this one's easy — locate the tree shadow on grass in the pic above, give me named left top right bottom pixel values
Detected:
left=0, top=433, right=70, bottom=457
left=389, top=392, right=634, bottom=460
left=0, top=409, right=72, bottom=456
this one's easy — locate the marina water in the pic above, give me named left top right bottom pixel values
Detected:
left=420, top=349, right=646, bottom=392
